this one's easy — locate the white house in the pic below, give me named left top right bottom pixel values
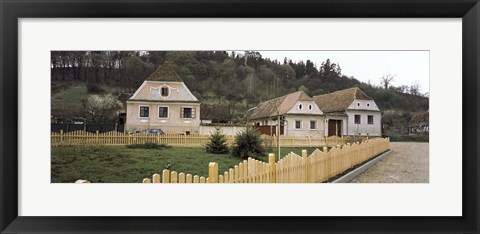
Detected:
left=313, top=87, right=382, bottom=137
left=244, top=91, right=325, bottom=137
left=125, top=61, right=201, bottom=134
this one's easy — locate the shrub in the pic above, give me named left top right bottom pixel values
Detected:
left=231, top=126, right=266, bottom=159
left=205, top=128, right=229, bottom=154
left=126, top=142, right=171, bottom=149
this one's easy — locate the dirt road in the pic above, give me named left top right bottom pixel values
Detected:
left=351, top=142, right=429, bottom=183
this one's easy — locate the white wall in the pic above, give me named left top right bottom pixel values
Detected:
left=345, top=99, right=381, bottom=136
left=347, top=99, right=381, bottom=111
left=345, top=111, right=381, bottom=136
left=199, top=125, right=246, bottom=136
left=284, top=115, right=325, bottom=137
left=287, top=100, right=323, bottom=115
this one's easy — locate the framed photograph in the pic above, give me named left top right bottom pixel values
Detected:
left=1, top=0, right=478, bottom=233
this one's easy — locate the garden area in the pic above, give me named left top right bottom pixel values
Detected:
left=51, top=145, right=320, bottom=183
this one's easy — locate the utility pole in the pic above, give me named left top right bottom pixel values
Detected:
left=277, top=113, right=280, bottom=159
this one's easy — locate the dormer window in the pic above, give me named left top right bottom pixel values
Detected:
left=161, top=87, right=169, bottom=97
left=367, top=103, right=370, bottom=107
left=298, top=104, right=303, bottom=110
left=308, top=104, right=312, bottom=110
left=357, top=102, right=360, bottom=107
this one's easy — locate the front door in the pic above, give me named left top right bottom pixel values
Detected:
left=328, top=120, right=342, bottom=136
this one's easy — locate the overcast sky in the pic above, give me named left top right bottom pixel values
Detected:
left=235, top=51, right=429, bottom=94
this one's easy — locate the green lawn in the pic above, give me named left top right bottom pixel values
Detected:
left=51, top=146, right=321, bottom=183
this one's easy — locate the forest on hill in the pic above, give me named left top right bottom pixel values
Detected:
left=51, top=51, right=429, bottom=135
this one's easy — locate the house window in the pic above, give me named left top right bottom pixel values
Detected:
left=139, top=106, right=149, bottom=118
left=181, top=107, right=195, bottom=119
left=357, top=102, right=360, bottom=107
left=308, top=104, right=312, bottom=110
left=367, top=103, right=370, bottom=107
left=310, top=120, right=316, bottom=130
left=295, top=120, right=301, bottom=129
left=161, top=87, right=169, bottom=97
left=354, top=115, right=361, bottom=124
left=159, top=107, right=168, bottom=118
left=368, top=115, right=374, bottom=124
left=298, top=104, right=303, bottom=110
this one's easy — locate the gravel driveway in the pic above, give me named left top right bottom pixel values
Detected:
left=351, top=142, right=429, bottom=183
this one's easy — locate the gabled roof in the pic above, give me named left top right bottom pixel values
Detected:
left=244, top=91, right=313, bottom=120
left=145, top=61, right=183, bottom=82
left=313, top=87, right=372, bottom=113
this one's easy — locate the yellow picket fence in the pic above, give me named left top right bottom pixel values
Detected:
left=142, top=137, right=390, bottom=183
left=51, top=130, right=368, bottom=147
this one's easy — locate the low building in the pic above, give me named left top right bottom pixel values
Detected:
left=313, top=87, right=382, bottom=136
left=125, top=62, right=201, bottom=134
left=244, top=91, right=325, bottom=137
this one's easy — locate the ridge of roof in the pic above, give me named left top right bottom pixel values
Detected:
left=313, top=87, right=372, bottom=113
left=245, top=91, right=312, bottom=120
left=145, top=61, right=183, bottom=82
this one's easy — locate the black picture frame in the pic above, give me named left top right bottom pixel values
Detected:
left=1, top=0, right=479, bottom=233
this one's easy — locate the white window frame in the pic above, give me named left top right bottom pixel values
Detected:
left=181, top=106, right=195, bottom=119
left=298, top=103, right=303, bottom=110
left=158, top=106, right=169, bottom=119
left=309, top=120, right=316, bottom=130
left=295, top=120, right=302, bottom=130
left=138, top=105, right=150, bottom=118
left=308, top=104, right=313, bottom=110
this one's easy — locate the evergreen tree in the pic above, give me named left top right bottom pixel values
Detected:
left=231, top=127, right=266, bottom=159
left=205, top=128, right=229, bottom=154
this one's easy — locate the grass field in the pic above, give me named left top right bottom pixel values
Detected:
left=51, top=146, right=321, bottom=183
left=51, top=82, right=89, bottom=113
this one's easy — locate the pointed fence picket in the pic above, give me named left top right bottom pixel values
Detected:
left=142, top=137, right=390, bottom=183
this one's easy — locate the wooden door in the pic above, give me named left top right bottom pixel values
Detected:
left=328, top=120, right=342, bottom=136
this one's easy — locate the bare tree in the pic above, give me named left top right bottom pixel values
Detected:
left=409, top=80, right=421, bottom=96
left=380, top=74, right=395, bottom=89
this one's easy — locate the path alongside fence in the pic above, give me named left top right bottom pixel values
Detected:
left=51, top=130, right=370, bottom=148
left=142, top=137, right=390, bottom=183
left=351, top=142, right=428, bottom=183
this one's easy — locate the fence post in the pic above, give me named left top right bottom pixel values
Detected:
left=95, top=130, right=99, bottom=145
left=302, top=150, right=308, bottom=182
left=208, top=162, right=219, bottom=183
left=162, top=169, right=170, bottom=183
left=128, top=132, right=132, bottom=145
left=152, top=173, right=160, bottom=183
left=184, top=134, right=187, bottom=147
left=268, top=153, right=276, bottom=183
left=60, top=129, right=64, bottom=145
